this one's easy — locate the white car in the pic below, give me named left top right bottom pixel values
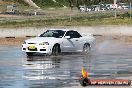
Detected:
left=22, top=29, right=95, bottom=56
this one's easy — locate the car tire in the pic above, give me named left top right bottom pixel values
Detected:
left=26, top=52, right=34, bottom=56
left=82, top=43, right=90, bottom=55
left=52, top=44, right=60, bottom=56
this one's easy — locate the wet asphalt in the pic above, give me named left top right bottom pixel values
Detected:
left=0, top=38, right=132, bottom=88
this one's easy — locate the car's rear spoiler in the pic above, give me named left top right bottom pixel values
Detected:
left=82, top=33, right=93, bottom=36
left=82, top=33, right=103, bottom=36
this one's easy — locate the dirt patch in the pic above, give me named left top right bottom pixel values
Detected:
left=0, top=36, right=132, bottom=46
left=95, top=35, right=132, bottom=44
left=112, top=35, right=132, bottom=44
left=0, top=38, right=27, bottom=46
left=0, top=14, right=22, bottom=18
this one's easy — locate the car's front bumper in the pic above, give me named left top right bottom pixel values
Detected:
left=22, top=44, right=52, bottom=55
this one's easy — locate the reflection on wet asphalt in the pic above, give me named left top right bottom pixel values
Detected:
left=0, top=39, right=132, bottom=88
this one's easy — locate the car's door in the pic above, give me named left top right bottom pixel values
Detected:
left=69, top=31, right=82, bottom=51
left=61, top=31, right=82, bottom=52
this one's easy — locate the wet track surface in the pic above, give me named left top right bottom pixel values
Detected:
left=0, top=38, right=132, bottom=88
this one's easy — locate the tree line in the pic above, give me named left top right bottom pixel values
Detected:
left=2, top=0, right=132, bottom=8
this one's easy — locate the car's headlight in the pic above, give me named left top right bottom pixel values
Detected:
left=39, top=42, right=49, bottom=45
left=23, top=41, right=26, bottom=44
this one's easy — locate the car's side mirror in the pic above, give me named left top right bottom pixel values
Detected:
left=65, top=36, right=70, bottom=39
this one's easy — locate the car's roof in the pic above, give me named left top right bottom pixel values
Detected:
left=48, top=29, right=74, bottom=32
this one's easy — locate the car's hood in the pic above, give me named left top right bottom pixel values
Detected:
left=25, top=37, right=60, bottom=44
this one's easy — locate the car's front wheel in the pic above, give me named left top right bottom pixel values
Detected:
left=26, top=52, right=34, bottom=56
left=82, top=43, right=90, bottom=55
left=52, top=44, right=60, bottom=56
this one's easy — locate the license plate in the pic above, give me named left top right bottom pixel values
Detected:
left=28, top=45, right=36, bottom=49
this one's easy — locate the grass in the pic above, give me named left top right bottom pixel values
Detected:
left=32, top=0, right=69, bottom=8
left=0, top=0, right=131, bottom=28
left=0, top=16, right=132, bottom=28
left=0, top=8, right=132, bottom=28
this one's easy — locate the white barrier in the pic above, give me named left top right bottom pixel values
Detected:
left=0, top=25, right=132, bottom=38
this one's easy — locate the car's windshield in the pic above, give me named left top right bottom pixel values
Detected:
left=40, top=30, right=65, bottom=38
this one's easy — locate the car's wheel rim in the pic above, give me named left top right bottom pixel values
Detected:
left=53, top=45, right=59, bottom=56
left=83, top=44, right=90, bottom=54
left=55, top=46, right=59, bottom=55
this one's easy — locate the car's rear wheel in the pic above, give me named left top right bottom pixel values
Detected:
left=52, top=44, right=60, bottom=56
left=83, top=43, right=90, bottom=55
left=26, top=52, right=34, bottom=56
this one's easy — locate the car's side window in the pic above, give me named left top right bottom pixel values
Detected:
left=73, top=31, right=82, bottom=38
left=65, top=31, right=73, bottom=38
left=58, top=30, right=65, bottom=38
left=65, top=31, right=82, bottom=38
